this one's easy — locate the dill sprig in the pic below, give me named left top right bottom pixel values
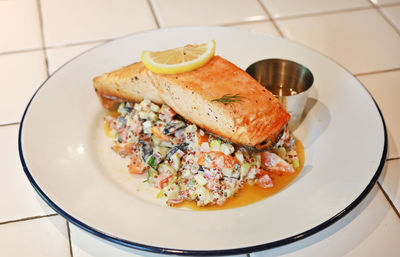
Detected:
left=211, top=94, right=245, bottom=104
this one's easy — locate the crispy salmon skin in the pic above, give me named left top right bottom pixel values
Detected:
left=93, top=56, right=290, bottom=147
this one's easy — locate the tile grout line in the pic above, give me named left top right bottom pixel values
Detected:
left=377, top=181, right=400, bottom=219
left=0, top=2, right=399, bottom=58
left=0, top=122, right=20, bottom=127
left=0, top=47, right=45, bottom=57
left=147, top=0, right=160, bottom=29
left=257, top=0, right=284, bottom=37
left=222, top=18, right=269, bottom=27
left=355, top=67, right=400, bottom=77
left=66, top=221, right=74, bottom=257
left=0, top=213, right=59, bottom=226
left=35, top=0, right=50, bottom=78
left=369, top=0, right=400, bottom=38
left=272, top=5, right=374, bottom=21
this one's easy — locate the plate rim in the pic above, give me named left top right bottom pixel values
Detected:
left=18, top=25, right=388, bottom=256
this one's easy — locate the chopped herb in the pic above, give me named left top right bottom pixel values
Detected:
left=211, top=94, right=244, bottom=104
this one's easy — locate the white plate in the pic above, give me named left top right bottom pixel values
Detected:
left=18, top=26, right=387, bottom=255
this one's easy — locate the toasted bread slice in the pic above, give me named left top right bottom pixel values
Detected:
left=93, top=56, right=290, bottom=147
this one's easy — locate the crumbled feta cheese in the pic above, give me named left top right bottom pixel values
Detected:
left=194, top=174, right=208, bottom=186
left=220, top=143, right=234, bottom=155
left=150, top=103, right=160, bottom=112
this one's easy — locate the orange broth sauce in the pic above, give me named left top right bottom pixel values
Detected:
left=103, top=110, right=120, bottom=137
left=175, top=139, right=305, bottom=211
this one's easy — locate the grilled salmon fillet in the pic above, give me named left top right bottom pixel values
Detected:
left=93, top=56, right=290, bottom=147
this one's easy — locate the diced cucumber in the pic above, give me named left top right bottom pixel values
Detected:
left=154, top=146, right=169, bottom=160
left=277, top=147, right=287, bottom=158
left=117, top=102, right=126, bottom=115
left=234, top=151, right=244, bottom=163
left=253, top=153, right=261, bottom=168
left=200, top=142, right=210, bottom=152
left=117, top=131, right=123, bottom=143
left=210, top=139, right=222, bottom=151
left=152, top=135, right=161, bottom=146
left=150, top=103, right=160, bottom=112
left=148, top=112, right=158, bottom=121
left=163, top=183, right=180, bottom=199
left=240, top=162, right=251, bottom=177
left=220, top=143, right=234, bottom=155
left=187, top=179, right=195, bottom=188
left=169, top=153, right=181, bottom=172
left=156, top=189, right=164, bottom=198
left=134, top=103, right=141, bottom=111
left=138, top=111, right=149, bottom=120
left=222, top=168, right=233, bottom=177
left=185, top=124, right=197, bottom=133
left=157, top=163, right=176, bottom=176
left=146, top=155, right=159, bottom=170
left=140, top=99, right=151, bottom=110
left=194, top=174, right=208, bottom=186
left=292, top=159, right=300, bottom=168
left=195, top=186, right=212, bottom=205
left=142, top=120, right=153, bottom=134
left=146, top=168, right=158, bottom=184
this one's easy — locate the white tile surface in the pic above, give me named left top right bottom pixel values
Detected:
left=151, top=0, right=267, bottom=27
left=261, top=0, right=371, bottom=18
left=276, top=9, right=400, bottom=74
left=0, top=216, right=70, bottom=257
left=250, top=185, right=400, bottom=257
left=1, top=1, right=400, bottom=257
left=231, top=21, right=281, bottom=37
left=0, top=0, right=42, bottom=53
left=40, top=0, right=157, bottom=47
left=0, top=125, right=55, bottom=223
left=381, top=5, right=400, bottom=31
left=358, top=70, right=400, bottom=159
left=0, top=50, right=48, bottom=125
left=46, top=42, right=101, bottom=74
left=70, top=223, right=247, bottom=257
left=379, top=159, right=400, bottom=213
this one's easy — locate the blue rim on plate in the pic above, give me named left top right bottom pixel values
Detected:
left=18, top=26, right=388, bottom=256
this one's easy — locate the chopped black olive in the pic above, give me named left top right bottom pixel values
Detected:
left=138, top=141, right=153, bottom=162
left=163, top=120, right=186, bottom=135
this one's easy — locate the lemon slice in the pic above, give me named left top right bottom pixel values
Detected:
left=141, top=40, right=216, bottom=74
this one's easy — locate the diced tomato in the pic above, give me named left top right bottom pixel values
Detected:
left=130, top=118, right=142, bottom=135
left=112, top=143, right=135, bottom=157
left=119, top=129, right=129, bottom=142
left=128, top=152, right=144, bottom=174
left=205, top=178, right=221, bottom=191
left=160, top=105, right=176, bottom=122
left=155, top=172, right=173, bottom=189
left=257, top=172, right=274, bottom=188
left=260, top=151, right=295, bottom=174
left=167, top=198, right=184, bottom=206
left=151, top=126, right=172, bottom=142
left=197, top=151, right=239, bottom=169
left=196, top=130, right=209, bottom=146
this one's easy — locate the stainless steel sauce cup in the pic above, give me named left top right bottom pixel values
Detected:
left=246, top=59, right=314, bottom=130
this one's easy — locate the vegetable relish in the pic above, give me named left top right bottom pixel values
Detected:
left=105, top=99, right=299, bottom=207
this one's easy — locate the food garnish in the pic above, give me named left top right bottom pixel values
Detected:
left=141, top=40, right=216, bottom=74
left=211, top=93, right=245, bottom=104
